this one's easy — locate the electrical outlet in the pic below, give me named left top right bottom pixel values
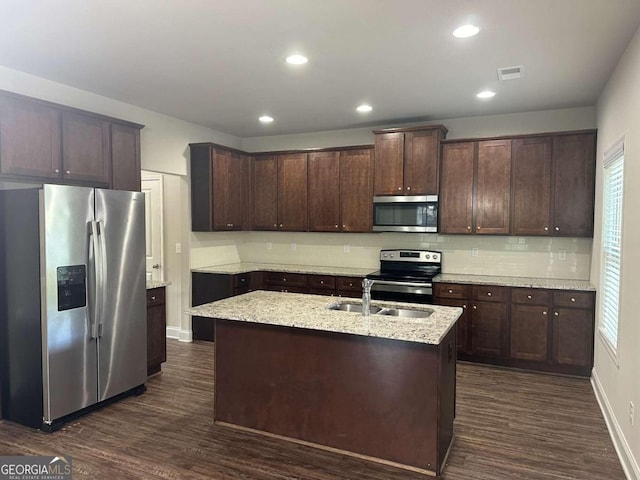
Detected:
left=267, top=242, right=272, bottom=250
left=630, top=401, right=635, bottom=425
left=343, top=244, right=350, bottom=253
left=559, top=249, right=567, bottom=261
left=472, top=248, right=479, bottom=257
left=175, top=242, right=181, bottom=254
left=290, top=242, right=296, bottom=251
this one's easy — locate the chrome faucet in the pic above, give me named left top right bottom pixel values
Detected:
left=362, top=278, right=375, bottom=317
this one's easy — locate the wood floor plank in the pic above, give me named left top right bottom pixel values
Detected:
left=0, top=340, right=624, bottom=479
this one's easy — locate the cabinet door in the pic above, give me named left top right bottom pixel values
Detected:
left=277, top=153, right=308, bottom=231
left=552, top=307, right=594, bottom=367
left=212, top=149, right=247, bottom=231
left=61, top=111, right=110, bottom=184
left=374, top=132, right=404, bottom=195
left=404, top=129, right=439, bottom=195
left=475, top=140, right=511, bottom=234
left=440, top=142, right=474, bottom=234
left=436, top=298, right=470, bottom=354
left=470, top=301, right=507, bottom=357
left=512, top=137, right=552, bottom=235
left=190, top=145, right=214, bottom=231
left=308, top=151, right=340, bottom=232
left=111, top=123, right=141, bottom=191
left=146, top=288, right=166, bottom=375
left=0, top=95, right=62, bottom=179
left=510, top=304, right=549, bottom=362
left=551, top=133, right=596, bottom=237
left=252, top=155, right=278, bottom=230
left=340, top=148, right=374, bottom=232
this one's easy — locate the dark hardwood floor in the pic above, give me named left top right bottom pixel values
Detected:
left=0, top=340, right=624, bottom=479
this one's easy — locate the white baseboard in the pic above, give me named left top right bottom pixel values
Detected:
left=592, top=369, right=639, bottom=480
left=166, top=326, right=193, bottom=343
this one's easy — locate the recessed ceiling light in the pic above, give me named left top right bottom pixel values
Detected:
left=259, top=115, right=274, bottom=124
left=356, top=104, right=373, bottom=113
left=476, top=90, right=496, bottom=99
left=285, top=54, right=308, bottom=65
left=452, top=24, right=480, bottom=38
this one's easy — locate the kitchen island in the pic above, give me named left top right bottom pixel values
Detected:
left=188, top=291, right=462, bottom=476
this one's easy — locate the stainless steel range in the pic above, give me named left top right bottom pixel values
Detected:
left=365, top=249, right=442, bottom=304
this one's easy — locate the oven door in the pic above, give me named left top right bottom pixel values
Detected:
left=370, top=281, right=433, bottom=304
left=372, top=195, right=438, bottom=233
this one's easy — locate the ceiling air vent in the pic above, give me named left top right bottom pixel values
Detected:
left=497, top=65, right=523, bottom=80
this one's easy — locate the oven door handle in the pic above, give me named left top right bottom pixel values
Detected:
left=369, top=280, right=433, bottom=288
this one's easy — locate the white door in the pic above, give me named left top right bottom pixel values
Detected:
left=141, top=172, right=164, bottom=282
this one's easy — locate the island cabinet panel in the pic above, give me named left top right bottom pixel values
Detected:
left=308, top=151, right=340, bottom=232
left=339, top=148, right=374, bottom=232
left=0, top=95, right=62, bottom=179
left=373, top=126, right=446, bottom=195
left=277, top=153, right=308, bottom=231
left=214, top=319, right=456, bottom=476
left=512, top=137, right=553, bottom=235
left=475, top=140, right=511, bottom=234
left=110, top=123, right=141, bottom=191
left=191, top=272, right=234, bottom=341
left=61, top=111, right=111, bottom=185
left=146, top=287, right=167, bottom=376
left=439, top=142, right=475, bottom=234
left=551, top=133, right=596, bottom=237
left=252, top=155, right=279, bottom=230
left=433, top=283, right=471, bottom=354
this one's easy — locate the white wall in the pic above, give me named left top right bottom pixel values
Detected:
left=591, top=24, right=640, bottom=479
left=0, top=66, right=242, bottom=338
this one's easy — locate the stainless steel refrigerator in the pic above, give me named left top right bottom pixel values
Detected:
left=0, top=184, right=147, bottom=431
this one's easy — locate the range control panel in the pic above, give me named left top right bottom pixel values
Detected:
left=57, top=265, right=87, bottom=311
left=379, top=249, right=441, bottom=264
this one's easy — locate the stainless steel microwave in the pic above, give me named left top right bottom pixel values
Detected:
left=372, top=195, right=438, bottom=233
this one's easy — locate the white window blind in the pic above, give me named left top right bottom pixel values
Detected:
left=600, top=139, right=625, bottom=352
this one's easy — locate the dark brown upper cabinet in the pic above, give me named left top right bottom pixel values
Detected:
left=190, top=144, right=250, bottom=232
left=440, top=139, right=511, bottom=235
left=308, top=147, right=374, bottom=233
left=252, top=153, right=307, bottom=231
left=373, top=125, right=447, bottom=196
left=512, top=132, right=596, bottom=237
left=0, top=91, right=143, bottom=190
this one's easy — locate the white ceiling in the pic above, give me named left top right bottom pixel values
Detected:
left=1, top=0, right=640, bottom=138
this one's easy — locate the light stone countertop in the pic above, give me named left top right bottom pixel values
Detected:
left=186, top=290, right=462, bottom=346
left=147, top=280, right=171, bottom=290
left=434, top=273, right=595, bottom=291
left=192, top=262, right=373, bottom=277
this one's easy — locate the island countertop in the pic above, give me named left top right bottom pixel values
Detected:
left=187, top=290, right=462, bottom=345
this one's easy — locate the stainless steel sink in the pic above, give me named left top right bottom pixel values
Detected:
left=327, top=302, right=432, bottom=318
left=327, top=302, right=384, bottom=314
left=379, top=307, right=433, bottom=318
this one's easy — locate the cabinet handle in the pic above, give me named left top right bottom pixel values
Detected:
left=54, top=168, right=60, bottom=173
left=544, top=227, right=549, bottom=231
left=151, top=296, right=156, bottom=301
left=320, top=281, right=324, bottom=284
left=406, top=186, right=411, bottom=191
left=448, top=289, right=453, bottom=294
left=335, top=224, right=339, bottom=228
left=477, top=226, right=480, bottom=230
left=273, top=224, right=277, bottom=228
left=555, top=226, right=560, bottom=231
left=462, top=305, right=466, bottom=309
left=527, top=295, right=532, bottom=299
left=487, top=292, right=492, bottom=296
left=467, top=226, right=471, bottom=230
left=65, top=170, right=70, bottom=175
left=473, top=305, right=477, bottom=310
left=342, top=224, right=346, bottom=228
left=279, top=224, right=283, bottom=228
left=554, top=311, right=559, bottom=316
left=542, top=310, right=547, bottom=315
left=571, top=297, right=576, bottom=302
left=398, top=186, right=402, bottom=191
left=283, top=278, right=287, bottom=282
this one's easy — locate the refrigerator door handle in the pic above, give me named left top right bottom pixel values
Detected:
left=89, top=220, right=101, bottom=339
left=97, top=220, right=108, bottom=337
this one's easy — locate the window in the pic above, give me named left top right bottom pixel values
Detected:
left=600, top=138, right=625, bottom=355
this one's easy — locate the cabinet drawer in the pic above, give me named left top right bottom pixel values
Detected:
left=147, top=287, right=165, bottom=306
left=434, top=283, right=469, bottom=299
left=264, top=272, right=307, bottom=287
left=336, top=276, right=363, bottom=292
left=511, top=288, right=550, bottom=306
left=233, top=273, right=251, bottom=289
left=471, top=285, right=509, bottom=303
left=307, top=275, right=336, bottom=290
left=553, top=291, right=594, bottom=309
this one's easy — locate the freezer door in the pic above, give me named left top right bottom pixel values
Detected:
left=42, top=185, right=98, bottom=423
left=95, top=189, right=146, bottom=401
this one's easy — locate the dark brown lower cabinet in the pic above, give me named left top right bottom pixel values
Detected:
left=147, top=287, right=166, bottom=376
left=434, top=282, right=595, bottom=376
